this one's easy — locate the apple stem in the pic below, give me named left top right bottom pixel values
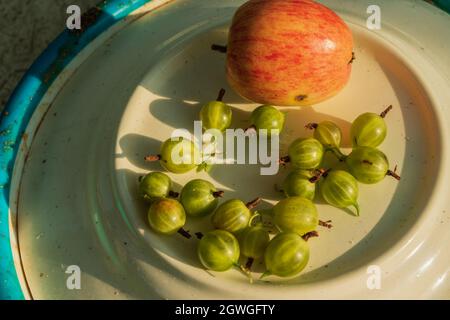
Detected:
left=211, top=44, right=227, bottom=53
left=302, top=231, right=319, bottom=241
left=349, top=52, right=356, bottom=64
left=144, top=154, right=161, bottom=162
left=246, top=198, right=262, bottom=210
left=380, top=105, right=393, bottom=118
left=217, top=88, right=226, bottom=102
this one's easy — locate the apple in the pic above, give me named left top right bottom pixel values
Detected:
left=226, top=0, right=354, bottom=106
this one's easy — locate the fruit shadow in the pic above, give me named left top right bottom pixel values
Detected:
left=148, top=98, right=252, bottom=132
left=138, top=24, right=245, bottom=104
left=117, top=133, right=163, bottom=171
left=291, top=50, right=441, bottom=284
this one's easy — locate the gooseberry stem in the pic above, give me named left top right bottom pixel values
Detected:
left=302, top=231, right=319, bottom=241
left=245, top=257, right=254, bottom=271
left=309, top=168, right=330, bottom=183
left=353, top=203, right=361, bottom=217
left=211, top=44, right=227, bottom=53
left=319, top=220, right=333, bottom=229
left=212, top=190, right=225, bottom=198
left=279, top=156, right=290, bottom=165
left=168, top=191, right=179, bottom=198
left=234, top=263, right=253, bottom=283
left=380, top=105, right=393, bottom=118
left=195, top=232, right=204, bottom=240
left=216, top=88, right=226, bottom=102
left=305, top=123, right=318, bottom=130
left=349, top=52, right=356, bottom=64
left=144, top=154, right=161, bottom=162
left=248, top=212, right=262, bottom=227
left=177, top=228, right=192, bottom=239
left=387, top=170, right=401, bottom=181
left=246, top=198, right=262, bottom=210
left=327, top=147, right=346, bottom=161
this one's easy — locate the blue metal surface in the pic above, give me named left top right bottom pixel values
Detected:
left=0, top=0, right=150, bottom=300
left=434, top=0, right=450, bottom=14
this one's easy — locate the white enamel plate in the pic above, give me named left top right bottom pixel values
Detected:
left=6, top=0, right=450, bottom=299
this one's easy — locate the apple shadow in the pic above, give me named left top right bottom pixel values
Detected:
left=148, top=97, right=253, bottom=133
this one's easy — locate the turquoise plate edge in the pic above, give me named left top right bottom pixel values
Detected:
left=0, top=0, right=151, bottom=300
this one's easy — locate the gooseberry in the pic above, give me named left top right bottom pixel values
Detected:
left=240, top=223, right=270, bottom=270
left=145, top=137, right=201, bottom=174
left=248, top=105, right=285, bottom=136
left=281, top=170, right=316, bottom=200
left=263, top=232, right=310, bottom=278
left=319, top=169, right=360, bottom=216
left=211, top=198, right=261, bottom=234
left=281, top=138, right=324, bottom=170
left=273, top=196, right=318, bottom=236
left=350, top=105, right=392, bottom=148
left=147, top=198, right=186, bottom=236
left=345, top=146, right=400, bottom=184
left=200, top=88, right=233, bottom=131
left=139, top=172, right=177, bottom=202
left=180, top=179, right=224, bottom=217
left=197, top=230, right=240, bottom=272
left=306, top=121, right=342, bottom=148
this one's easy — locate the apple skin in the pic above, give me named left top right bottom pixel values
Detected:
left=226, top=0, right=354, bottom=106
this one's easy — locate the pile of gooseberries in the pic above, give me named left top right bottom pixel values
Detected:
left=138, top=90, right=400, bottom=282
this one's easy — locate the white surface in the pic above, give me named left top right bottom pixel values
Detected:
left=11, top=0, right=450, bottom=299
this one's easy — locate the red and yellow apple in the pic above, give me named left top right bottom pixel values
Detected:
left=226, top=0, right=354, bottom=106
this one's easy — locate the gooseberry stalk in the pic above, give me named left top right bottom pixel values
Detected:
left=200, top=89, right=232, bottom=131
left=331, top=147, right=401, bottom=183
left=211, top=198, right=262, bottom=234
left=314, top=169, right=361, bottom=216
left=350, top=105, right=393, bottom=148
